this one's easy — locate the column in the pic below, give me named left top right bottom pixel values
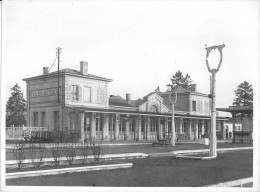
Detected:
left=195, top=119, right=198, bottom=140
left=134, top=117, right=139, bottom=141
left=157, top=117, right=162, bottom=139
left=125, top=118, right=130, bottom=140
left=80, top=112, right=85, bottom=143
left=165, top=117, right=168, bottom=133
left=109, top=114, right=114, bottom=141
left=146, top=116, right=151, bottom=140
left=201, top=120, right=205, bottom=137
left=138, top=116, right=142, bottom=140
left=144, top=116, right=147, bottom=140
left=232, top=113, right=236, bottom=143
left=187, top=119, right=192, bottom=140
left=102, top=113, right=109, bottom=141
left=90, top=112, right=96, bottom=140
left=221, top=121, right=225, bottom=140
left=114, top=113, right=120, bottom=140
left=179, top=118, right=183, bottom=134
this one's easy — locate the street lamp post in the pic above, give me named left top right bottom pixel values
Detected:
left=169, top=87, right=178, bottom=146
left=205, top=44, right=225, bottom=157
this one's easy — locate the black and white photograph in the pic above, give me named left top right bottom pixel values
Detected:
left=1, top=0, right=259, bottom=191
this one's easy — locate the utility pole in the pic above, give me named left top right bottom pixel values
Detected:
left=56, top=47, right=62, bottom=104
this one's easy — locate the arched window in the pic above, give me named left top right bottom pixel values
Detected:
left=149, top=105, right=158, bottom=113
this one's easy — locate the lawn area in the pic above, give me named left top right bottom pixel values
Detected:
left=6, top=150, right=253, bottom=187
left=6, top=142, right=253, bottom=160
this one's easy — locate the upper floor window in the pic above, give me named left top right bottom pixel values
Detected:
left=192, top=101, right=196, bottom=111
left=71, top=85, right=79, bottom=101
left=97, top=88, right=105, bottom=103
left=83, top=87, right=91, bottom=102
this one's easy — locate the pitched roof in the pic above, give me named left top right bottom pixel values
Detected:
left=109, top=96, right=136, bottom=108
left=23, top=68, right=113, bottom=82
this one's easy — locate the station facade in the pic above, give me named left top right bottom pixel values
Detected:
left=23, top=61, right=227, bottom=142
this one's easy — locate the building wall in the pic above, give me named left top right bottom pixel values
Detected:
left=189, top=94, right=211, bottom=116
left=174, top=94, right=189, bottom=111
left=65, top=75, right=109, bottom=108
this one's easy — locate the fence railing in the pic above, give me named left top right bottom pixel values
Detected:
left=6, top=127, right=48, bottom=140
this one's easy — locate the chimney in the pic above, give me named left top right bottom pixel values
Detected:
left=190, top=84, right=197, bottom=92
left=126, top=93, right=131, bottom=102
left=80, top=61, right=88, bottom=75
left=43, top=67, right=49, bottom=75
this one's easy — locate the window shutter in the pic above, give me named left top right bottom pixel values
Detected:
left=78, top=86, right=82, bottom=101
left=67, top=85, right=71, bottom=100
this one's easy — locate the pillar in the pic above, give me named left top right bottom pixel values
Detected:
left=90, top=112, right=96, bottom=140
left=114, top=113, right=120, bottom=140
left=144, top=116, right=147, bottom=140
left=109, top=114, right=114, bottom=141
left=157, top=117, right=161, bottom=139
left=195, top=119, right=198, bottom=140
left=125, top=118, right=130, bottom=140
left=146, top=116, right=151, bottom=140
left=187, top=119, right=192, bottom=140
left=102, top=113, right=109, bottom=141
left=134, top=117, right=139, bottom=141
left=138, top=116, right=142, bottom=140
left=221, top=121, right=225, bottom=140
left=165, top=117, right=168, bottom=133
left=202, top=120, right=205, bottom=137
left=80, top=112, right=85, bottom=143
left=232, top=113, right=236, bottom=143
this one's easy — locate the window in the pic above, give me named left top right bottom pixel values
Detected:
left=192, top=101, right=196, bottom=111
left=54, top=111, right=59, bottom=131
left=204, top=101, right=209, bottom=113
left=83, top=87, right=91, bottom=102
left=150, top=105, right=158, bottom=113
left=41, top=112, right=46, bottom=127
left=71, top=85, right=79, bottom=101
left=197, top=101, right=202, bottom=112
left=33, top=112, right=38, bottom=127
left=97, top=88, right=105, bottom=103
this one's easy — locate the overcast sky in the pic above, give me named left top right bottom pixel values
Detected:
left=2, top=0, right=259, bottom=110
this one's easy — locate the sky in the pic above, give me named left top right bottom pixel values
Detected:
left=2, top=0, right=259, bottom=110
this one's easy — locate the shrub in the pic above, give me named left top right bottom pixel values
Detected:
left=78, top=142, right=91, bottom=164
left=12, top=142, right=26, bottom=169
left=64, top=143, right=76, bottom=165
left=91, top=140, right=104, bottom=163
left=51, top=143, right=62, bottom=166
left=28, top=142, right=46, bottom=168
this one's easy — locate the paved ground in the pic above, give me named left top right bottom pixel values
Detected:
left=6, top=150, right=253, bottom=187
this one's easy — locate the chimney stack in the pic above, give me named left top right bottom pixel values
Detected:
left=126, top=93, right=131, bottom=103
left=43, top=67, right=49, bottom=75
left=80, top=61, right=88, bottom=75
left=190, top=84, right=197, bottom=92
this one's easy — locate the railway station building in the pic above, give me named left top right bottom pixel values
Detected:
left=23, top=61, right=228, bottom=142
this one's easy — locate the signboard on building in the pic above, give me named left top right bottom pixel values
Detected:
left=31, top=88, right=58, bottom=98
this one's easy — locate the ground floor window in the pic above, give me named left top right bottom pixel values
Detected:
left=54, top=111, right=59, bottom=131
left=41, top=111, right=46, bottom=127
left=33, top=112, right=38, bottom=127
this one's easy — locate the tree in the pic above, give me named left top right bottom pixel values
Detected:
left=167, top=70, right=193, bottom=90
left=233, top=81, right=253, bottom=106
left=6, top=83, right=27, bottom=127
